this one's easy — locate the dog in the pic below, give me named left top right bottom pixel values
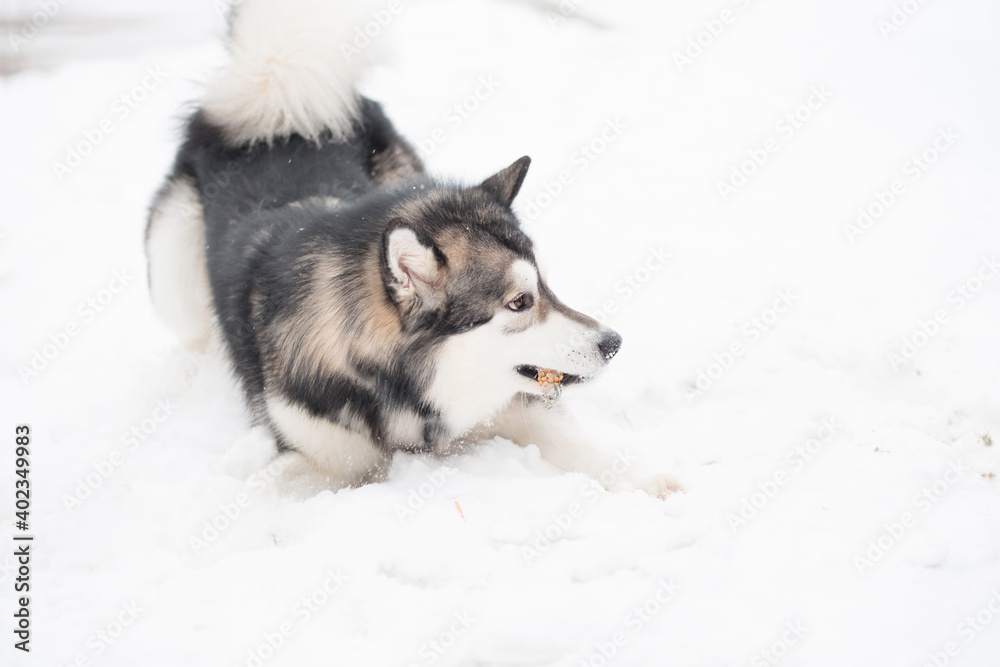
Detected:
left=145, top=0, right=676, bottom=496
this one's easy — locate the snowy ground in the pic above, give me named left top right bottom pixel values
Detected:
left=3, top=0, right=1000, bottom=665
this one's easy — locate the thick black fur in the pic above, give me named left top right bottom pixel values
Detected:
left=161, top=98, right=538, bottom=451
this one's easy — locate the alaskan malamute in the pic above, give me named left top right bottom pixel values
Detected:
left=146, top=0, right=675, bottom=495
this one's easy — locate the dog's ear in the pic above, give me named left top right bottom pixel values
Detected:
left=383, top=220, right=446, bottom=316
left=480, top=156, right=531, bottom=207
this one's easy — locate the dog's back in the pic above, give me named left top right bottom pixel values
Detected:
left=144, top=0, right=642, bottom=492
left=146, top=0, right=422, bottom=353
left=177, top=99, right=423, bottom=227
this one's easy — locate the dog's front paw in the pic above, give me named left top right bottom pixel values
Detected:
left=629, top=475, right=685, bottom=499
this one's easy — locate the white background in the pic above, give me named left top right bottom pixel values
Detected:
left=2, top=0, right=1000, bottom=665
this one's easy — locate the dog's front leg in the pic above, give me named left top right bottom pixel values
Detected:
left=491, top=396, right=682, bottom=498
left=266, top=397, right=391, bottom=493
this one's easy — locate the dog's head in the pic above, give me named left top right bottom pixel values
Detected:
left=380, top=157, right=622, bottom=431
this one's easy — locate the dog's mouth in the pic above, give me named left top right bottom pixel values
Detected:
left=515, top=365, right=585, bottom=386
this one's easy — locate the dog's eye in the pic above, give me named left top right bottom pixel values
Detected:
left=506, top=293, right=533, bottom=312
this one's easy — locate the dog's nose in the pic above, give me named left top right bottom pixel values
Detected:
left=598, top=330, right=622, bottom=361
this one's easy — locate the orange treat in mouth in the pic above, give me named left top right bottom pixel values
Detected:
left=538, top=368, right=564, bottom=407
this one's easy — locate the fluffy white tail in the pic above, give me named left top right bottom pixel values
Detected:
left=202, top=0, right=372, bottom=145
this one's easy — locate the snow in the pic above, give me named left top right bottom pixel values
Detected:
left=2, top=0, right=1000, bottom=665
